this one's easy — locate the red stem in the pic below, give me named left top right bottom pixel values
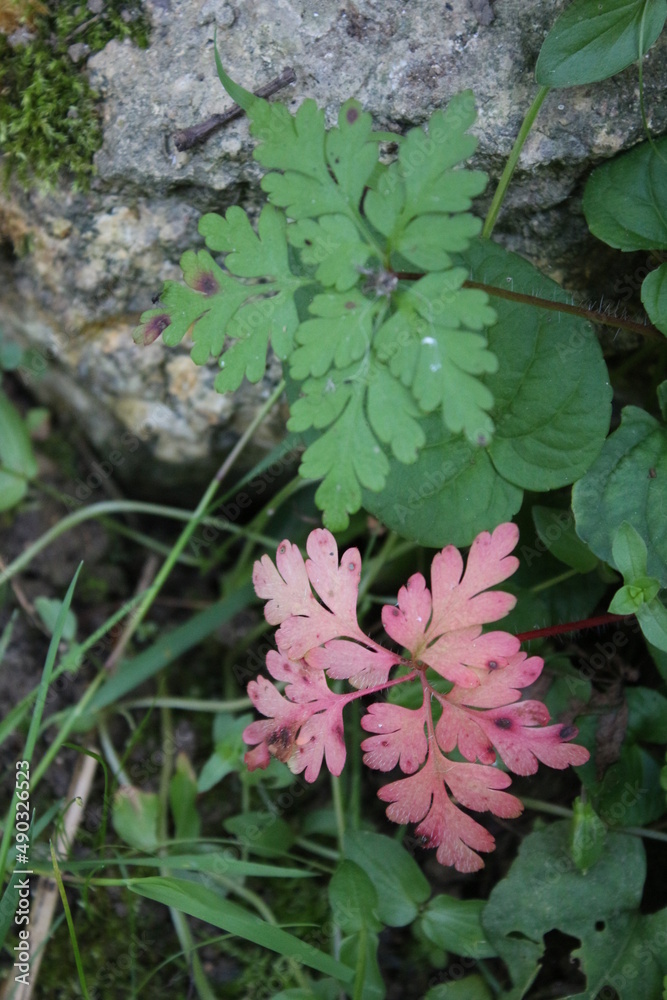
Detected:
left=516, top=612, right=628, bottom=643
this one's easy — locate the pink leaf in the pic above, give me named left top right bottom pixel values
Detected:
left=244, top=660, right=354, bottom=781
left=427, top=523, right=519, bottom=637
left=247, top=522, right=591, bottom=871
left=381, top=573, right=432, bottom=652
left=360, top=701, right=428, bottom=774
left=307, top=639, right=401, bottom=689
left=422, top=629, right=520, bottom=688
left=377, top=751, right=515, bottom=873
left=447, top=651, right=546, bottom=708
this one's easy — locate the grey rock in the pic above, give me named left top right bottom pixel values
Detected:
left=1, top=0, right=665, bottom=491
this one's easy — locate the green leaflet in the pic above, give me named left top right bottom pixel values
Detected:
left=535, top=0, right=667, bottom=88
left=364, top=240, right=611, bottom=547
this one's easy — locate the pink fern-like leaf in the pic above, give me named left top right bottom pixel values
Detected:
left=248, top=522, right=590, bottom=872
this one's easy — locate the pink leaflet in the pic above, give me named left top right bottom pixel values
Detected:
left=360, top=701, right=428, bottom=774
left=243, top=676, right=311, bottom=769
left=308, top=639, right=402, bottom=689
left=254, top=530, right=376, bottom=661
left=253, top=541, right=313, bottom=624
left=377, top=750, right=518, bottom=873
left=436, top=698, right=589, bottom=775
left=447, top=651, right=545, bottom=708
left=244, top=654, right=354, bottom=781
left=381, top=573, right=432, bottom=652
left=426, top=523, right=519, bottom=637
left=422, top=629, right=521, bottom=688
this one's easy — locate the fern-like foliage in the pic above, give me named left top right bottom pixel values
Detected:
left=134, top=54, right=496, bottom=529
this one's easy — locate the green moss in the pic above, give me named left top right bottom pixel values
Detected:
left=0, top=0, right=150, bottom=190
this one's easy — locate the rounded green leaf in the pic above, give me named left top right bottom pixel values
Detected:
left=583, top=136, right=667, bottom=251
left=572, top=406, right=667, bottom=584
left=472, top=240, right=612, bottom=491
left=362, top=415, right=522, bottom=548
left=343, top=830, right=430, bottom=927
left=329, top=861, right=382, bottom=934
left=0, top=389, right=38, bottom=512
left=420, top=896, right=497, bottom=959
left=642, top=262, right=667, bottom=334
left=536, top=0, right=667, bottom=88
left=532, top=505, right=599, bottom=572
left=569, top=797, right=607, bottom=872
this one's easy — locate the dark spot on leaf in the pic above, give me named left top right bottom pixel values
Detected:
left=595, top=920, right=605, bottom=931
left=649, top=467, right=657, bottom=478
left=494, top=717, right=512, bottom=730
left=345, top=301, right=357, bottom=310
left=304, top=239, right=313, bottom=246
left=195, top=271, right=219, bottom=296
left=268, top=726, right=294, bottom=762
left=560, top=725, right=577, bottom=740
left=346, top=106, right=359, bottom=123
left=487, top=660, right=499, bottom=670
left=141, top=314, right=171, bottom=345
left=477, top=434, right=488, bottom=446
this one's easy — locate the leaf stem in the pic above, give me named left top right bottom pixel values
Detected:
left=516, top=612, right=627, bottom=643
left=482, top=85, right=550, bottom=238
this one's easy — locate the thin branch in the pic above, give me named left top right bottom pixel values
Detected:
left=172, top=67, right=296, bottom=151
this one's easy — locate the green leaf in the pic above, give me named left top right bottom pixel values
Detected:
left=364, top=239, right=611, bottom=547
left=223, top=811, right=295, bottom=857
left=642, top=261, right=667, bottom=335
left=112, top=787, right=160, bottom=853
left=199, top=204, right=292, bottom=278
left=535, top=0, right=667, bottom=87
left=626, top=686, right=667, bottom=743
left=295, top=385, right=389, bottom=531
left=33, top=597, right=77, bottom=642
left=343, top=831, right=430, bottom=928
left=367, top=366, right=426, bottom=463
left=476, top=242, right=611, bottom=491
left=583, top=136, right=667, bottom=251
left=0, top=389, right=38, bottom=511
left=130, top=876, right=354, bottom=984
left=532, top=505, right=599, bottom=572
left=569, top=797, right=607, bottom=872
left=636, top=597, right=667, bottom=651
left=329, top=861, right=382, bottom=934
left=612, top=520, right=650, bottom=579
left=288, top=214, right=372, bottom=291
left=572, top=405, right=667, bottom=584
left=362, top=415, right=523, bottom=548
left=197, top=713, right=254, bottom=792
left=169, top=754, right=201, bottom=842
left=424, top=976, right=492, bottom=1000
left=290, top=291, right=378, bottom=380
left=339, top=932, right=384, bottom=1000
left=420, top=896, right=497, bottom=959
left=325, top=100, right=381, bottom=207
left=483, top=821, right=667, bottom=1000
